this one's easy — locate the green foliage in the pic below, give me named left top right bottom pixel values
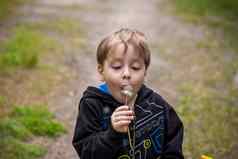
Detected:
left=0, top=96, right=6, bottom=106
left=12, top=106, right=66, bottom=137
left=0, top=26, right=55, bottom=71
left=171, top=6, right=238, bottom=158
left=0, top=118, right=32, bottom=140
left=0, top=28, right=39, bottom=69
left=177, top=83, right=238, bottom=159
left=0, top=0, right=20, bottom=20
left=174, top=0, right=238, bottom=18
left=0, top=96, right=7, bottom=117
left=0, top=137, right=46, bottom=159
left=26, top=18, right=82, bottom=34
left=172, top=0, right=238, bottom=52
left=0, top=97, right=7, bottom=108
left=0, top=105, right=65, bottom=159
left=25, top=18, right=86, bottom=48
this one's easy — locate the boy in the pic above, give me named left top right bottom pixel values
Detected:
left=72, top=28, right=184, bottom=159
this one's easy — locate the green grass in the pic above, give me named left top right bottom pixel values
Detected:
left=161, top=30, right=238, bottom=158
left=173, top=0, right=238, bottom=18
left=12, top=106, right=66, bottom=137
left=0, top=137, right=46, bottom=159
left=0, top=118, right=33, bottom=140
left=25, top=18, right=86, bottom=48
left=0, top=105, right=66, bottom=159
left=0, top=18, right=85, bottom=73
left=172, top=0, right=238, bottom=52
left=174, top=47, right=238, bottom=158
left=0, top=96, right=6, bottom=106
left=26, top=18, right=80, bottom=34
left=177, top=82, right=238, bottom=159
left=0, top=96, right=8, bottom=117
left=170, top=4, right=238, bottom=157
left=0, top=26, right=57, bottom=72
left=0, top=0, right=22, bottom=20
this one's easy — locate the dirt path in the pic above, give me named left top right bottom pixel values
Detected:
left=6, top=0, right=235, bottom=159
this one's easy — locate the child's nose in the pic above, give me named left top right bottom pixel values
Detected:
left=122, top=67, right=131, bottom=79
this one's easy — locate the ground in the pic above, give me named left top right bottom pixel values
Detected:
left=0, top=0, right=237, bottom=159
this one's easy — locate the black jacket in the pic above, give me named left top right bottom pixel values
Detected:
left=72, top=85, right=184, bottom=159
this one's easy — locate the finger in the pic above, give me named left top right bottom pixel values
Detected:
left=113, top=115, right=134, bottom=122
left=114, top=110, right=134, bottom=117
left=111, top=116, right=134, bottom=123
left=115, top=105, right=130, bottom=111
left=113, top=120, right=131, bottom=127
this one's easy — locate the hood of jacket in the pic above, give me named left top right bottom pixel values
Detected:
left=81, top=84, right=154, bottom=108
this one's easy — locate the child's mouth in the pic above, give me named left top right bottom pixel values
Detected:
left=120, top=85, right=134, bottom=98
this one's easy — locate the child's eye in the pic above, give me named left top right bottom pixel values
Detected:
left=132, top=66, right=141, bottom=71
left=111, top=65, right=121, bottom=70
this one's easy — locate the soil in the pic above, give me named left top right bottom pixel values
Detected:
left=0, top=0, right=237, bottom=159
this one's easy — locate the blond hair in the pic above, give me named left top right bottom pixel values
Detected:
left=96, top=28, right=151, bottom=69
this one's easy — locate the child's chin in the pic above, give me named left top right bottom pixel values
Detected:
left=114, top=96, right=125, bottom=104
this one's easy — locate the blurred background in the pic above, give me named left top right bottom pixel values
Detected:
left=0, top=0, right=237, bottom=159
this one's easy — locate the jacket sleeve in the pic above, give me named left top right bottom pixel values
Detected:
left=161, top=104, right=184, bottom=159
left=72, top=98, right=125, bottom=159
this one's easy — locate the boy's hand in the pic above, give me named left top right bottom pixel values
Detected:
left=111, top=105, right=134, bottom=133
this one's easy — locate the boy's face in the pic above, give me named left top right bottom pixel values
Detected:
left=98, top=44, right=147, bottom=104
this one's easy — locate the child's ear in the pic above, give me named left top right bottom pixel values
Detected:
left=97, top=64, right=104, bottom=81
